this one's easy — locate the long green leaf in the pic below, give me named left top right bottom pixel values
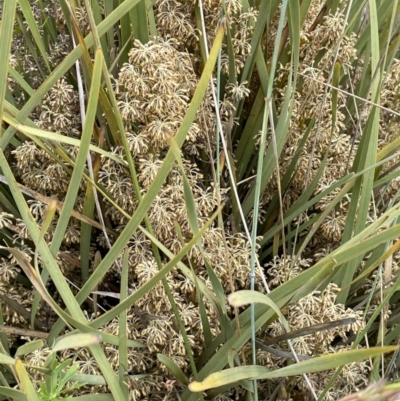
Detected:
left=0, top=0, right=16, bottom=133
left=119, top=250, right=129, bottom=401
left=228, top=290, right=289, bottom=333
left=189, top=347, right=397, bottom=392
left=52, top=333, right=102, bottom=353
left=15, top=359, right=41, bottom=401
left=335, top=0, right=383, bottom=304
left=50, top=48, right=103, bottom=253
left=17, top=0, right=51, bottom=71
left=15, top=340, right=44, bottom=357
left=157, top=354, right=189, bottom=386
left=13, top=124, right=125, bottom=165
left=0, top=387, right=27, bottom=401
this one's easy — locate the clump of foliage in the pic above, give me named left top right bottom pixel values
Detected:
left=1, top=0, right=400, bottom=400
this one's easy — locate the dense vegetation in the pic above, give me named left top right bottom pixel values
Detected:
left=1, top=0, right=400, bottom=400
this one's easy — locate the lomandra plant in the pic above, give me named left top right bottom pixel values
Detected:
left=1, top=0, right=400, bottom=400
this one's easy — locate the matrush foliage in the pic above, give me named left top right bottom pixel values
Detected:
left=1, top=0, right=400, bottom=400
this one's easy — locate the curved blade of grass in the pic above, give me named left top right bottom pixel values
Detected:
left=119, top=249, right=129, bottom=401
left=52, top=333, right=102, bottom=353
left=189, top=346, right=398, bottom=392
left=17, top=0, right=51, bottom=71
left=157, top=354, right=189, bottom=386
left=3, top=106, right=86, bottom=167
left=0, top=387, right=27, bottom=401
left=71, top=396, right=115, bottom=401
left=0, top=354, right=16, bottom=365
left=12, top=124, right=126, bottom=165
left=0, top=174, right=118, bottom=237
left=2, top=246, right=143, bottom=348
left=228, top=290, right=289, bottom=333
left=15, top=359, right=41, bottom=401
left=183, top=295, right=293, bottom=400
left=8, top=66, right=34, bottom=96
left=15, top=340, right=44, bottom=358
left=240, top=202, right=398, bottom=330
left=0, top=247, right=69, bottom=328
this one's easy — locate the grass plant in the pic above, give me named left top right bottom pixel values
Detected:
left=1, top=0, right=400, bottom=400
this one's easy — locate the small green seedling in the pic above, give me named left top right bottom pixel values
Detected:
left=39, top=355, right=86, bottom=401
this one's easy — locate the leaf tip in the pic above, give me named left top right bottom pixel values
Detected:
left=227, top=292, right=241, bottom=307
left=188, top=381, right=203, bottom=392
